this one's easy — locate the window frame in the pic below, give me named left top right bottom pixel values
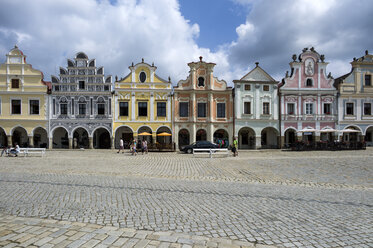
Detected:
left=60, top=103, right=68, bottom=115
left=78, top=80, right=85, bottom=90
left=157, top=102, right=167, bottom=117
left=365, top=74, right=372, bottom=86
left=306, top=78, right=313, bottom=87
left=11, top=79, right=20, bottom=89
left=197, top=77, right=205, bottom=87
left=179, top=102, right=189, bottom=117
left=11, top=99, right=21, bottom=115
left=244, top=84, right=251, bottom=91
left=263, top=85, right=270, bottom=91
left=217, top=102, right=226, bottom=118
left=138, top=102, right=148, bottom=117
left=346, top=102, right=354, bottom=115
left=323, top=103, right=331, bottom=115
left=97, top=103, right=105, bottom=115
left=305, top=103, right=314, bottom=115
left=29, top=99, right=40, bottom=115
left=79, top=103, right=86, bottom=115
left=262, top=102, right=270, bottom=115
left=197, top=102, right=207, bottom=118
left=364, top=102, right=371, bottom=115
left=119, top=102, right=129, bottom=117
left=139, top=71, right=147, bottom=83
left=243, top=101, right=251, bottom=115
left=287, top=103, right=295, bottom=115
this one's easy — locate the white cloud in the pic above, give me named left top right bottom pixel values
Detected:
left=0, top=0, right=231, bottom=84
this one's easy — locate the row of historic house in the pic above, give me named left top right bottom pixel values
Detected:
left=0, top=46, right=372, bottom=150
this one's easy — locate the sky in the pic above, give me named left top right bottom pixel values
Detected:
left=0, top=0, right=372, bottom=86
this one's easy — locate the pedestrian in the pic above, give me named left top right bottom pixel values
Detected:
left=232, top=137, right=238, bottom=157
left=132, top=139, right=137, bottom=156
left=0, top=146, right=10, bottom=157
left=9, top=143, right=20, bottom=157
left=117, top=138, right=124, bottom=153
left=142, top=139, right=148, bottom=154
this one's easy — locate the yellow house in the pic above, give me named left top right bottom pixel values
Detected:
left=0, top=46, right=50, bottom=148
left=113, top=59, right=173, bottom=149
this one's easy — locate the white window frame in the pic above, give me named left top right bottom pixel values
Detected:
left=139, top=71, right=147, bottom=83
left=287, top=103, right=295, bottom=115
left=305, top=78, right=313, bottom=87
left=345, top=102, right=354, bottom=116
left=29, top=98, right=40, bottom=115
left=243, top=101, right=252, bottom=115
left=305, top=102, right=314, bottom=115
left=262, top=102, right=270, bottom=115
left=179, top=101, right=189, bottom=118
left=197, top=101, right=207, bottom=118
left=10, top=98, right=22, bottom=115
left=322, top=102, right=332, bottom=115
left=216, top=101, right=226, bottom=118
left=363, top=102, right=372, bottom=116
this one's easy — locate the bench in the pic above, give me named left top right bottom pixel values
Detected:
left=192, top=148, right=229, bottom=158
left=19, top=148, right=46, bottom=157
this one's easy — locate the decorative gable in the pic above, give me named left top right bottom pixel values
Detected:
left=241, top=65, right=275, bottom=82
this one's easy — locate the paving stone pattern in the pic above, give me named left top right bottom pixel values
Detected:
left=0, top=150, right=372, bottom=247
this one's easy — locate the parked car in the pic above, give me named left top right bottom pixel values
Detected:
left=180, top=141, right=219, bottom=154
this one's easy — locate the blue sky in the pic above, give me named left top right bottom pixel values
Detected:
left=179, top=0, right=249, bottom=51
left=0, top=0, right=372, bottom=85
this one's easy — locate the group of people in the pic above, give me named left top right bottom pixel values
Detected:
left=117, top=138, right=148, bottom=155
left=0, top=143, right=20, bottom=157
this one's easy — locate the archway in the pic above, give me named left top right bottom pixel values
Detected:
left=53, top=127, right=68, bottom=149
left=213, top=129, right=229, bottom=147
left=365, top=126, right=373, bottom=146
left=178, top=129, right=190, bottom=149
left=342, top=126, right=361, bottom=142
left=93, top=128, right=111, bottom=149
left=284, top=128, right=296, bottom=147
left=138, top=126, right=153, bottom=145
left=196, top=129, right=207, bottom=141
left=115, top=126, right=133, bottom=149
left=73, top=127, right=89, bottom=149
left=12, top=127, right=28, bottom=147
left=156, top=126, right=172, bottom=145
left=238, top=127, right=255, bottom=149
left=0, top=127, right=7, bottom=148
left=261, top=127, right=279, bottom=149
left=33, top=127, right=48, bottom=148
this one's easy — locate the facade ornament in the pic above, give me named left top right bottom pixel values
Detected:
left=366, top=50, right=369, bottom=55
left=320, top=54, right=325, bottom=62
left=292, top=54, right=297, bottom=62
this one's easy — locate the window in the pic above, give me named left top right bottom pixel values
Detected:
left=139, top=72, right=146, bottom=83
left=98, top=103, right=105, bottom=115
left=104, top=85, right=109, bottom=91
left=323, top=103, right=331, bottom=115
left=244, top=102, right=251, bottom=114
left=244, top=84, right=251, bottom=91
left=79, top=81, right=85, bottom=90
left=54, top=85, right=59, bottom=91
left=0, top=98, right=2, bottom=115
left=305, top=103, right=313, bottom=115
left=79, top=103, right=86, bottom=115
left=30, top=100, right=39, bottom=115
left=119, top=102, right=128, bottom=116
left=198, top=77, right=205, bottom=87
left=306, top=78, right=313, bottom=87
left=179, top=102, right=188, bottom=117
left=71, top=99, right=74, bottom=115
left=197, top=102, right=206, bottom=117
left=11, top=100, right=21, bottom=114
left=157, top=102, right=166, bottom=117
left=217, top=103, right=225, bottom=118
left=263, top=85, right=269, bottom=91
left=346, top=102, right=354, bottom=115
left=11, top=79, right=20, bottom=88
left=138, top=102, right=147, bottom=116
left=263, top=102, right=270, bottom=115
left=53, top=99, right=56, bottom=115
left=364, top=103, right=371, bottom=115
left=60, top=103, right=67, bottom=115
left=365, top=75, right=372, bottom=86
left=287, top=103, right=295, bottom=115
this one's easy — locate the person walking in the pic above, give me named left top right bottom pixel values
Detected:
left=132, top=139, right=137, bottom=156
left=142, top=139, right=148, bottom=154
left=117, top=138, right=124, bottom=153
left=232, top=137, right=238, bottom=157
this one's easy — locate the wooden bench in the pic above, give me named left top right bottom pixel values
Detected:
left=192, top=148, right=229, bottom=158
left=19, top=148, right=46, bottom=157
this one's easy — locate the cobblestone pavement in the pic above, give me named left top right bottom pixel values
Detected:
left=1, top=214, right=271, bottom=248
left=0, top=149, right=372, bottom=247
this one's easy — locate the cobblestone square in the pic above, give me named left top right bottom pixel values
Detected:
left=0, top=149, right=372, bottom=247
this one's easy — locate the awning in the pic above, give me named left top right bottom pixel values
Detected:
left=298, top=128, right=317, bottom=133
left=339, top=128, right=361, bottom=133
left=157, top=132, right=172, bottom=136
left=138, top=132, right=152, bottom=136
left=320, top=128, right=337, bottom=133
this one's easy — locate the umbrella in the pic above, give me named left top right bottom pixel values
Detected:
left=157, top=132, right=172, bottom=136
left=298, top=128, right=317, bottom=133
left=320, top=128, right=337, bottom=133
left=339, top=128, right=360, bottom=133
left=138, top=132, right=152, bottom=136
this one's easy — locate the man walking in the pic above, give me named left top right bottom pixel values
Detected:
left=117, top=138, right=124, bottom=153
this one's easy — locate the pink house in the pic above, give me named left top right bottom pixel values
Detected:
left=279, top=47, right=337, bottom=147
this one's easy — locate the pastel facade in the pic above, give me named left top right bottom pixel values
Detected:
left=279, top=48, right=337, bottom=146
left=335, top=50, right=373, bottom=145
left=49, top=52, right=113, bottom=149
left=233, top=63, right=279, bottom=149
left=0, top=46, right=50, bottom=148
left=113, top=60, right=172, bottom=148
left=174, top=57, right=233, bottom=149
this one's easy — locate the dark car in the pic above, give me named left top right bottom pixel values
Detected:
left=180, top=141, right=219, bottom=154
